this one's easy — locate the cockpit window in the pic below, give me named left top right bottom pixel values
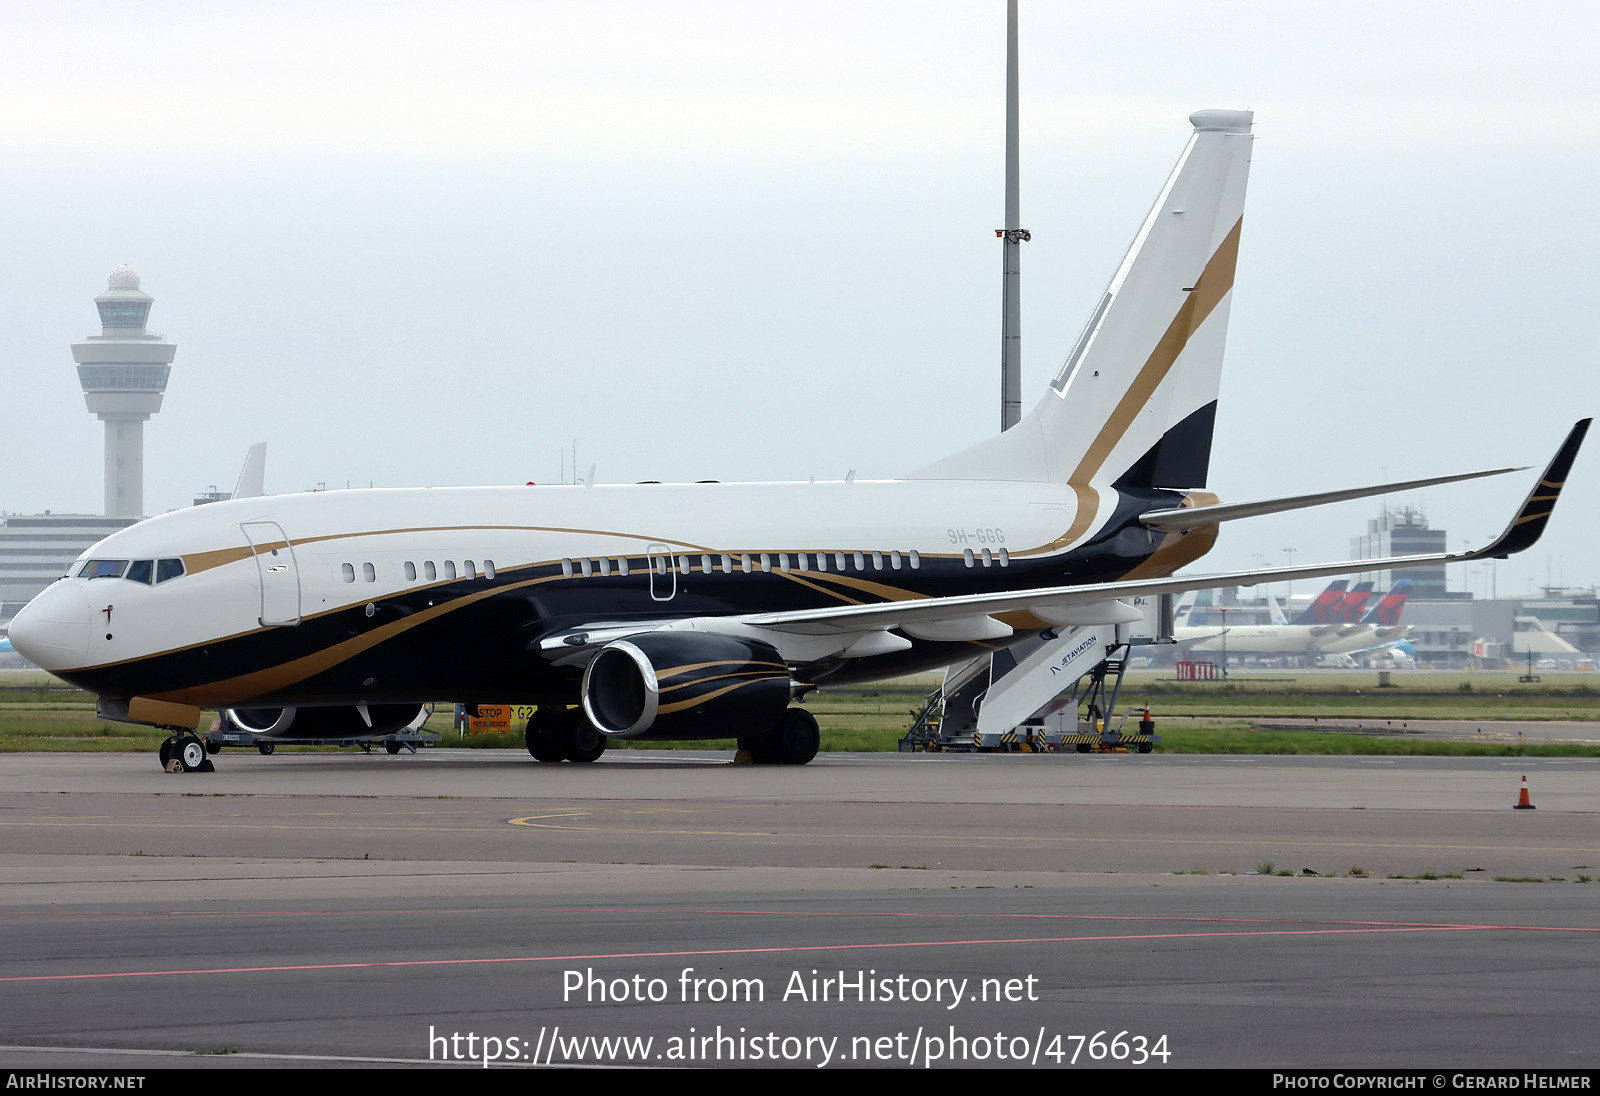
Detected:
left=79, top=559, right=128, bottom=579
left=155, top=558, right=185, bottom=584
left=125, top=560, right=154, bottom=585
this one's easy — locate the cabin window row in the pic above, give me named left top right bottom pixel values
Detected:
left=340, top=559, right=499, bottom=584
left=555, top=549, right=991, bottom=577
left=962, top=548, right=1011, bottom=568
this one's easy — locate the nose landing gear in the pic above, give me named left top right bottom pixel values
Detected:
left=158, top=731, right=215, bottom=773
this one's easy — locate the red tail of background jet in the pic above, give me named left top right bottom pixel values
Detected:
left=1360, top=580, right=1412, bottom=627
left=1292, top=580, right=1349, bottom=625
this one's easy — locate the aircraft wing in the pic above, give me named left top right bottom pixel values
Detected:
left=737, top=419, right=1588, bottom=637
left=539, top=420, right=1586, bottom=657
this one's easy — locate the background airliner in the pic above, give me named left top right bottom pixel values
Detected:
left=1176, top=580, right=1412, bottom=662
left=9, top=110, right=1585, bottom=772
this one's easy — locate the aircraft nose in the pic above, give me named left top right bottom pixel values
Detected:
left=8, top=583, right=91, bottom=671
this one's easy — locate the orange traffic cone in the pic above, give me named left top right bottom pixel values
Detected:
left=1513, top=775, right=1536, bottom=810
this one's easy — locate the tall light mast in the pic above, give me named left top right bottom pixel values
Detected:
left=997, top=0, right=1029, bottom=431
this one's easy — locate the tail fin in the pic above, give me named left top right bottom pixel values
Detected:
left=1172, top=588, right=1201, bottom=626
left=910, top=109, right=1254, bottom=488
left=1329, top=581, right=1376, bottom=624
left=1266, top=593, right=1288, bottom=627
left=1292, top=580, right=1348, bottom=625
left=1362, top=580, right=1412, bottom=627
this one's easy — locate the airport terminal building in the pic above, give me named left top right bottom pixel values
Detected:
left=0, top=513, right=138, bottom=623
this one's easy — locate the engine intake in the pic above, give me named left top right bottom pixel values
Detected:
left=581, top=632, right=792, bottom=740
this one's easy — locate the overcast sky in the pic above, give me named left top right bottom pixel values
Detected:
left=3, top=1, right=1597, bottom=597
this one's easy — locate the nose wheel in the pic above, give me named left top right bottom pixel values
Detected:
left=159, top=732, right=215, bottom=773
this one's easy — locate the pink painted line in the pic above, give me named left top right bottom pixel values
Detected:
left=0, top=924, right=1507, bottom=984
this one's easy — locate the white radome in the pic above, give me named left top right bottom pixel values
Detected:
left=107, top=265, right=141, bottom=290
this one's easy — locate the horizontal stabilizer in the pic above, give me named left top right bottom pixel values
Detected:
left=1138, top=465, right=1526, bottom=533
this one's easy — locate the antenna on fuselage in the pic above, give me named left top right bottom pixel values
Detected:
left=997, top=0, right=1029, bottom=432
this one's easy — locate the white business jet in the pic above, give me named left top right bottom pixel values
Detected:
left=10, top=110, right=1585, bottom=771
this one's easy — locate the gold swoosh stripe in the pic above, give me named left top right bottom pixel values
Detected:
left=660, top=670, right=788, bottom=695
left=658, top=678, right=770, bottom=716
left=152, top=573, right=566, bottom=706
left=183, top=522, right=725, bottom=577
left=1013, top=483, right=1101, bottom=558
left=1071, top=217, right=1243, bottom=485
left=656, top=659, right=788, bottom=679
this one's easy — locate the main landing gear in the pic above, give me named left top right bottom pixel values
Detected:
left=158, top=731, right=214, bottom=773
left=739, top=707, right=820, bottom=766
left=525, top=706, right=608, bottom=763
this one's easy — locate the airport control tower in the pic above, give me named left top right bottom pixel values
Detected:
left=70, top=266, right=176, bottom=517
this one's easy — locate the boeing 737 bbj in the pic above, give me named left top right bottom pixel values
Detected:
left=9, top=110, right=1587, bottom=771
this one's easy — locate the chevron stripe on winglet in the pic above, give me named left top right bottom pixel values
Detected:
left=1477, top=418, right=1590, bottom=559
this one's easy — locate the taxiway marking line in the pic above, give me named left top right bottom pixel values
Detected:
left=3, top=906, right=1598, bottom=933
left=5, top=924, right=1591, bottom=984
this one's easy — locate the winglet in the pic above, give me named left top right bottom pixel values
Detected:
left=1476, top=419, right=1589, bottom=559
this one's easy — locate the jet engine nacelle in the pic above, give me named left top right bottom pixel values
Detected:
left=223, top=703, right=428, bottom=740
left=581, top=632, right=792, bottom=740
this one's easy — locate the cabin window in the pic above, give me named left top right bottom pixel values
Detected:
left=678, top=555, right=691, bottom=574
left=404, top=562, right=417, bottom=581
left=871, top=551, right=883, bottom=570
left=719, top=554, right=732, bottom=574
left=580, top=558, right=594, bottom=578
left=560, top=558, right=573, bottom=578
left=908, top=550, right=921, bottom=570
left=618, top=557, right=630, bottom=577
left=981, top=548, right=993, bottom=567
left=654, top=556, right=668, bottom=576
left=963, top=549, right=975, bottom=568
left=831, top=552, right=845, bottom=571
left=701, top=554, right=713, bottom=573
left=998, top=548, right=1010, bottom=567
left=341, top=563, right=356, bottom=583
left=890, top=551, right=902, bottom=570
left=797, top=553, right=810, bottom=572
left=156, top=558, right=185, bottom=583
left=126, top=559, right=154, bottom=584
left=424, top=561, right=438, bottom=581
left=740, top=554, right=752, bottom=574
left=813, top=553, right=826, bottom=572
left=759, top=553, right=771, bottom=572
left=778, top=553, right=790, bottom=572
left=363, top=562, right=377, bottom=582
left=463, top=560, right=477, bottom=579
left=598, top=557, right=612, bottom=577
left=853, top=552, right=865, bottom=571
left=483, top=560, right=497, bottom=579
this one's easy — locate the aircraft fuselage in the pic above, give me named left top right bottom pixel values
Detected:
left=17, top=477, right=1206, bottom=712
